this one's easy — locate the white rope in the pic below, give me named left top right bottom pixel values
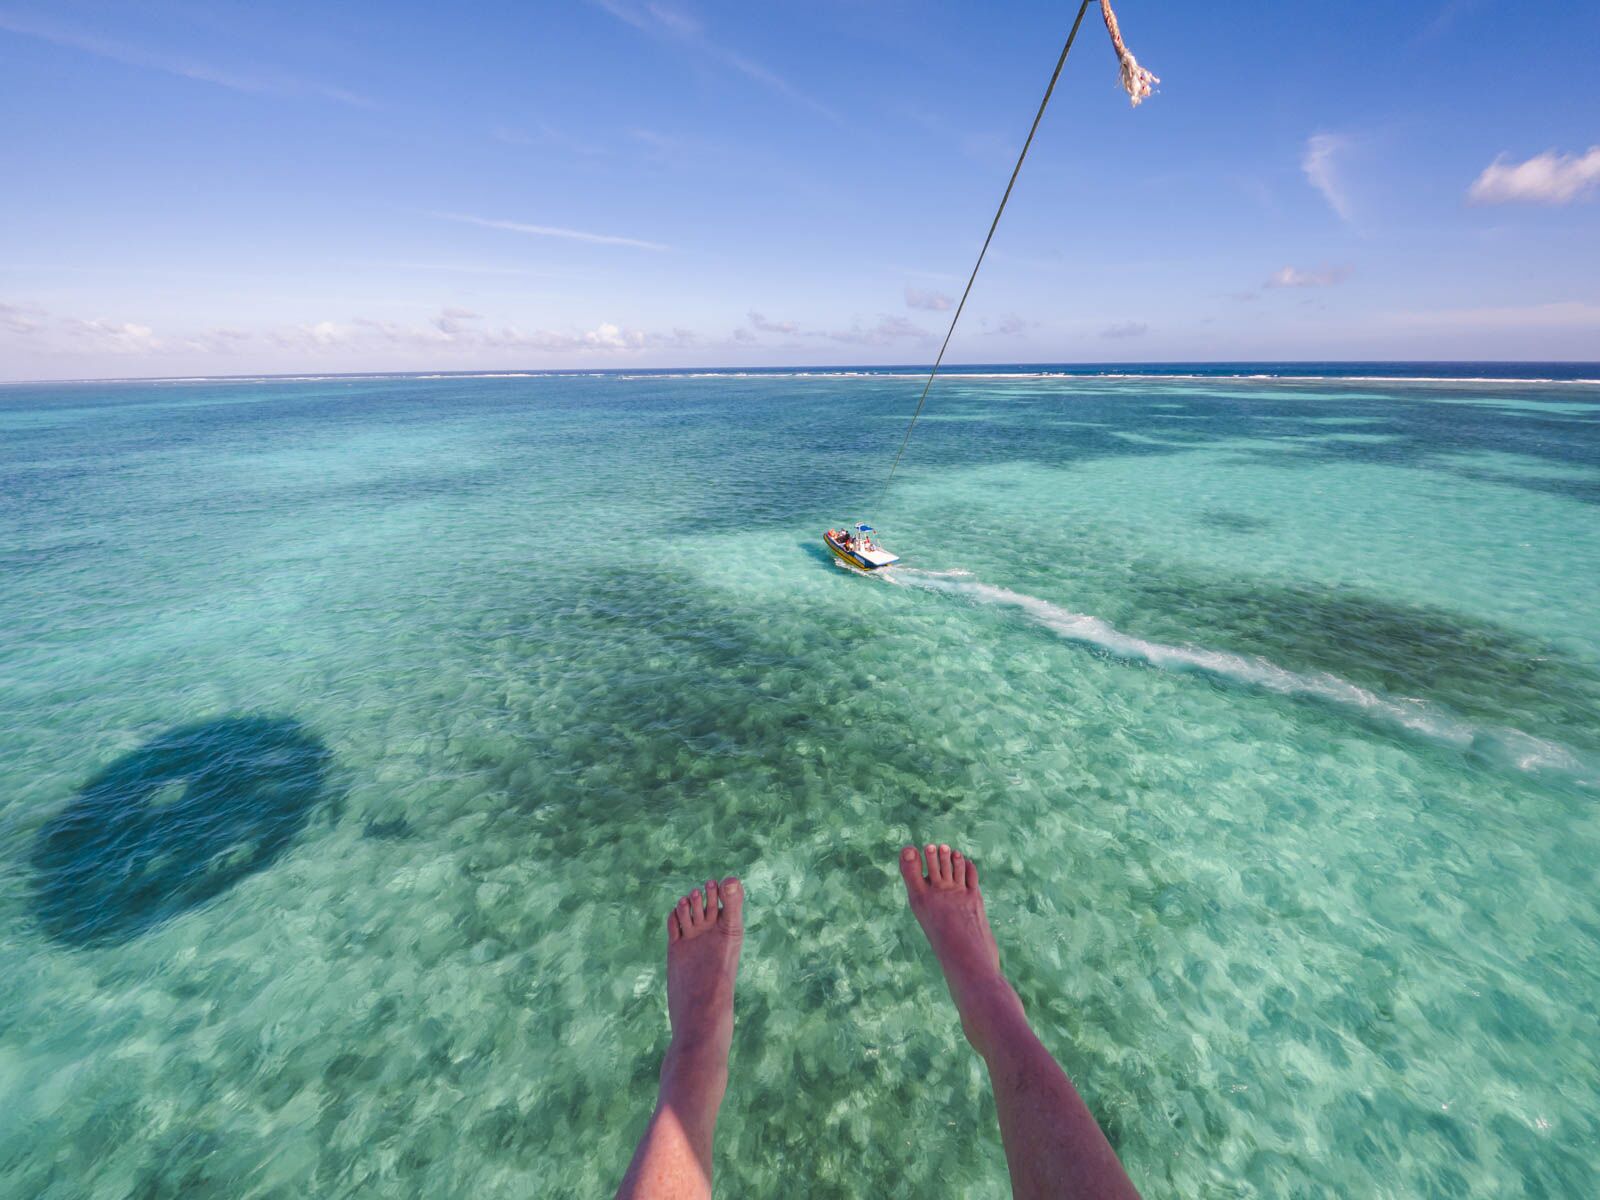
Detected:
left=1099, top=0, right=1158, bottom=106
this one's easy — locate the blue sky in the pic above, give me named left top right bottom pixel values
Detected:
left=1, top=0, right=1597, bottom=379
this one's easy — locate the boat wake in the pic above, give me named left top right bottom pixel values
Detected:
left=893, top=570, right=1593, bottom=783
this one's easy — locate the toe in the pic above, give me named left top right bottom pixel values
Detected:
left=899, top=846, right=926, bottom=895
left=718, top=876, right=745, bottom=933
left=966, top=858, right=980, bottom=891
left=676, top=895, right=693, bottom=934
left=951, top=849, right=967, bottom=888
left=925, top=844, right=940, bottom=884
left=938, top=844, right=953, bottom=883
left=667, top=909, right=681, bottom=942
left=705, top=878, right=720, bottom=914
left=690, top=887, right=706, bottom=926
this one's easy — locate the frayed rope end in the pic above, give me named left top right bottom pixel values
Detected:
left=1118, top=53, right=1159, bottom=107
left=1100, top=0, right=1159, bottom=107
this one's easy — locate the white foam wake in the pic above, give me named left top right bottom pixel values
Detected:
left=895, top=572, right=1588, bottom=779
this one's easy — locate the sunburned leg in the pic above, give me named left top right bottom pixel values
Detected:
left=616, top=877, right=745, bottom=1200
left=899, top=845, right=1141, bottom=1200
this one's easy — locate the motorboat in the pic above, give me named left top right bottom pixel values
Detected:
left=824, top=523, right=899, bottom=571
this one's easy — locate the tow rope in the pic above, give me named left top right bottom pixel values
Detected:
left=880, top=0, right=1158, bottom=504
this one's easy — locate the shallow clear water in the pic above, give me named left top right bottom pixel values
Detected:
left=2, top=370, right=1598, bottom=1197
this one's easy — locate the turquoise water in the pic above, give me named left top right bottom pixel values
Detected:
left=2, top=369, right=1598, bottom=1197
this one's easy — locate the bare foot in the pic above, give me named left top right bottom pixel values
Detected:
left=616, top=878, right=745, bottom=1200
left=899, top=844, right=1025, bottom=1061
left=664, top=877, right=745, bottom=1089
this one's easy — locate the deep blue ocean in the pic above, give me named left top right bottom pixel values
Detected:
left=2, top=364, right=1597, bottom=1197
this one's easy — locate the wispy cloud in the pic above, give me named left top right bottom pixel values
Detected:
left=492, top=122, right=609, bottom=159
left=822, top=315, right=928, bottom=346
left=0, top=10, right=375, bottom=108
left=984, top=314, right=1028, bottom=337
left=1468, top=148, right=1600, bottom=206
left=268, top=310, right=698, bottom=355
left=1, top=300, right=169, bottom=350
left=269, top=321, right=354, bottom=350
left=355, top=260, right=566, bottom=278
left=748, top=311, right=798, bottom=334
left=1391, top=300, right=1600, bottom=330
left=588, top=0, right=838, bottom=122
left=61, top=316, right=160, bottom=352
left=433, top=307, right=482, bottom=335
left=1264, top=265, right=1351, bottom=288
left=181, top=327, right=253, bottom=353
left=1419, top=0, right=1488, bottom=40
left=433, top=212, right=672, bottom=252
left=0, top=300, right=45, bottom=335
left=905, top=286, right=953, bottom=312
left=494, top=322, right=698, bottom=352
left=1100, top=321, right=1149, bottom=340
left=1302, top=133, right=1353, bottom=221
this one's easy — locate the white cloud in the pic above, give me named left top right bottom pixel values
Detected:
left=905, top=286, right=953, bottom=312
left=1264, top=265, right=1351, bottom=289
left=1100, top=321, right=1149, bottom=340
left=434, top=212, right=671, bottom=252
left=1468, top=148, right=1600, bottom=205
left=985, top=314, right=1028, bottom=337
left=748, top=311, right=798, bottom=334
left=1302, top=133, right=1353, bottom=221
left=0, top=11, right=374, bottom=108
left=588, top=0, right=837, bottom=121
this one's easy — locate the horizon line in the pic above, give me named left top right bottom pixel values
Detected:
left=5, top=358, right=1600, bottom=387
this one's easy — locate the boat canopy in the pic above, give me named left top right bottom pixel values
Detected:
left=856, top=524, right=874, bottom=532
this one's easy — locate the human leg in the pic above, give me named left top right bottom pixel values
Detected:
left=616, top=877, right=745, bottom=1200
left=899, top=845, right=1139, bottom=1200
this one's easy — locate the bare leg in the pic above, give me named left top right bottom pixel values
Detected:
left=899, top=844, right=1140, bottom=1200
left=616, top=876, right=745, bottom=1200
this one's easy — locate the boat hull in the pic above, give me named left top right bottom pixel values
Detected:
left=825, top=533, right=898, bottom=571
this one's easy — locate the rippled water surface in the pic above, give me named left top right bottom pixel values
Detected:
left=2, top=371, right=1598, bottom=1197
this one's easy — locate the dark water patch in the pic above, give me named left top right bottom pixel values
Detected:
left=1452, top=466, right=1600, bottom=507
left=0, top=539, right=106, bottom=577
left=362, top=815, right=415, bottom=840
left=31, top=717, right=334, bottom=947
left=1197, top=509, right=1271, bottom=535
left=1125, top=574, right=1600, bottom=752
left=884, top=379, right=1600, bottom=506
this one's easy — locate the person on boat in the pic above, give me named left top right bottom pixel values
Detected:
left=615, top=846, right=1142, bottom=1200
